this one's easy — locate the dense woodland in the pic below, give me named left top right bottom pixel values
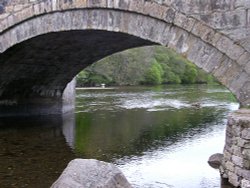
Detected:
left=76, top=46, right=216, bottom=87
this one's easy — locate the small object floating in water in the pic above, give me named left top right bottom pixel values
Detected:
left=191, top=103, right=201, bottom=108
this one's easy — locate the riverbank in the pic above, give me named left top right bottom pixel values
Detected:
left=76, top=87, right=115, bottom=90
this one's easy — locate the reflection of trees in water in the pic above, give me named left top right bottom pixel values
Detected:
left=74, top=107, right=227, bottom=162
left=0, top=115, right=76, bottom=188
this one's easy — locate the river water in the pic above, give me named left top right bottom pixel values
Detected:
left=0, top=85, right=238, bottom=188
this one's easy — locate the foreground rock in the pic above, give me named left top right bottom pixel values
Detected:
left=208, top=153, right=223, bottom=169
left=51, top=159, right=132, bottom=188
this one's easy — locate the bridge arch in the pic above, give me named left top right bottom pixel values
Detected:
left=0, top=0, right=249, bottom=116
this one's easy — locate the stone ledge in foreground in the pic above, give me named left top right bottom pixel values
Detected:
left=51, top=159, right=132, bottom=188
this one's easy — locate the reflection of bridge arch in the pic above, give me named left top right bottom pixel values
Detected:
left=0, top=0, right=249, bottom=112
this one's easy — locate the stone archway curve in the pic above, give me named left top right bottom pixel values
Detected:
left=0, top=0, right=249, bottom=107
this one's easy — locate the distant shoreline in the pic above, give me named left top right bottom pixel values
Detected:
left=76, top=87, right=115, bottom=90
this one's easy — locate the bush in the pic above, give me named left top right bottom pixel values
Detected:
left=76, top=46, right=217, bottom=87
left=144, top=59, right=163, bottom=85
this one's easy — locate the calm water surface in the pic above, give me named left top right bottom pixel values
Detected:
left=0, top=85, right=238, bottom=187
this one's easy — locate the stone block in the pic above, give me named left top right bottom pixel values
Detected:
left=241, top=179, right=250, bottom=188
left=162, top=0, right=172, bottom=7
left=228, top=171, right=241, bottom=187
left=232, top=124, right=243, bottom=137
left=224, top=149, right=232, bottom=161
left=238, top=52, right=250, bottom=66
left=173, top=12, right=195, bottom=32
left=212, top=57, right=241, bottom=86
left=236, top=167, right=250, bottom=180
left=225, top=161, right=235, bottom=172
left=228, top=114, right=236, bottom=126
left=232, top=155, right=244, bottom=167
left=230, top=71, right=249, bottom=95
left=215, top=35, right=234, bottom=54
left=157, top=23, right=172, bottom=46
left=185, top=35, right=224, bottom=73
left=220, top=165, right=229, bottom=178
left=239, top=85, right=250, bottom=107
left=114, top=0, right=130, bottom=10
left=200, top=27, right=217, bottom=44
left=225, top=135, right=234, bottom=147
left=238, top=138, right=250, bottom=149
left=202, top=48, right=223, bottom=73
left=150, top=20, right=168, bottom=44
left=168, top=28, right=190, bottom=54
left=191, top=20, right=211, bottom=39
left=242, top=129, right=250, bottom=140
left=243, top=159, right=250, bottom=170
left=107, top=0, right=114, bottom=8
left=127, top=13, right=158, bottom=42
left=163, top=7, right=176, bottom=23
left=232, top=145, right=242, bottom=157
left=0, top=12, right=9, bottom=20
left=226, top=44, right=245, bottom=61
left=245, top=61, right=250, bottom=75
left=224, top=144, right=233, bottom=154
left=242, top=149, right=250, bottom=160
left=143, top=1, right=166, bottom=19
left=128, top=0, right=144, bottom=13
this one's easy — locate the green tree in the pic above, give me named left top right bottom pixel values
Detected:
left=182, top=63, right=198, bottom=84
left=76, top=46, right=217, bottom=87
left=76, top=70, right=90, bottom=87
left=144, top=59, right=163, bottom=85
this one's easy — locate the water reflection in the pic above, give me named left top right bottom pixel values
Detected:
left=0, top=85, right=238, bottom=188
left=74, top=108, right=223, bottom=161
left=74, top=85, right=238, bottom=188
left=0, top=115, right=76, bottom=188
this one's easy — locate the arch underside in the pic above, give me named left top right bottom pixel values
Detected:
left=0, top=7, right=249, bottom=115
left=0, top=30, right=154, bottom=99
left=0, top=29, right=154, bottom=116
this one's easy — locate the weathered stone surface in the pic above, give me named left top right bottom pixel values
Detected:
left=224, top=149, right=232, bottom=161
left=243, top=159, right=250, bottom=170
left=242, top=129, right=250, bottom=140
left=228, top=171, right=241, bottom=187
left=232, top=155, right=244, bottom=167
left=208, top=153, right=223, bottom=169
left=232, top=145, right=242, bottom=157
left=51, top=159, right=132, bottom=188
left=0, top=0, right=249, bottom=112
left=241, top=179, right=250, bottom=188
left=242, top=149, right=250, bottom=160
left=236, top=167, right=250, bottom=180
left=221, top=109, right=250, bottom=187
left=238, top=138, right=250, bottom=149
left=225, top=161, right=235, bottom=172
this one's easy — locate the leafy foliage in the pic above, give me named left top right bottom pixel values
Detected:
left=144, top=59, right=164, bottom=85
left=76, top=46, right=217, bottom=87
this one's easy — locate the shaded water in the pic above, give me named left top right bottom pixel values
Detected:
left=0, top=85, right=238, bottom=187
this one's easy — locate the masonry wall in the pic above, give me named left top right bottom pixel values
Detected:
left=220, top=109, right=250, bottom=187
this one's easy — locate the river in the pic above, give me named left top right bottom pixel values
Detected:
left=0, top=85, right=238, bottom=187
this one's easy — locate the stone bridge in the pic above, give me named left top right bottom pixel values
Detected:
left=0, top=0, right=250, bottom=187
